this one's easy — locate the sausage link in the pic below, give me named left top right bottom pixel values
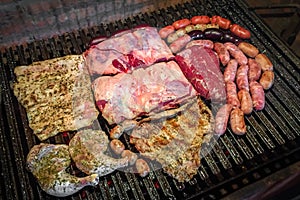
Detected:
left=238, top=42, right=259, bottom=58
left=230, top=24, right=251, bottom=39
left=248, top=58, right=262, bottom=82
left=185, top=24, right=195, bottom=33
left=211, top=15, right=231, bottom=29
left=250, top=81, right=265, bottom=111
left=214, top=42, right=230, bottom=66
left=230, top=108, right=246, bottom=135
left=159, top=25, right=175, bottom=39
left=259, top=70, right=275, bottom=90
left=224, top=59, right=238, bottom=82
left=167, top=32, right=179, bottom=43
left=175, top=28, right=187, bottom=37
left=238, top=89, right=253, bottom=115
left=110, top=139, right=125, bottom=155
left=224, top=42, right=248, bottom=65
left=255, top=53, right=273, bottom=71
left=236, top=64, right=250, bottom=91
left=172, top=18, right=191, bottom=30
left=135, top=158, right=150, bottom=177
left=191, top=15, right=211, bottom=25
left=169, top=34, right=192, bottom=53
left=186, top=39, right=214, bottom=49
left=121, top=150, right=138, bottom=165
left=226, top=81, right=240, bottom=108
left=214, top=104, right=233, bottom=135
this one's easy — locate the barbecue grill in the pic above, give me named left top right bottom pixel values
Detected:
left=1, top=0, right=300, bottom=199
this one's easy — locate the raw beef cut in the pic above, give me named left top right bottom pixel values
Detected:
left=84, top=26, right=174, bottom=75
left=175, top=46, right=226, bottom=102
left=92, top=61, right=197, bottom=125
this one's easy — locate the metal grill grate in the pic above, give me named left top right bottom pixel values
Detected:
left=1, top=0, right=300, bottom=199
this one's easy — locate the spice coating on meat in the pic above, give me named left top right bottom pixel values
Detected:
left=92, top=61, right=197, bottom=125
left=26, top=143, right=99, bottom=197
left=13, top=55, right=99, bottom=141
left=69, top=129, right=130, bottom=176
left=130, top=98, right=214, bottom=182
left=84, top=26, right=174, bottom=75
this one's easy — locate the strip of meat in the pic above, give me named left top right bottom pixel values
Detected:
left=250, top=81, right=265, bottom=111
left=93, top=61, right=197, bottom=126
left=214, top=104, right=233, bottom=135
left=214, top=42, right=230, bottom=66
left=84, top=26, right=174, bottom=75
left=26, top=143, right=99, bottom=197
left=176, top=46, right=226, bottom=102
left=236, top=64, right=250, bottom=91
left=226, top=81, right=240, bottom=108
left=224, top=59, right=238, bottom=82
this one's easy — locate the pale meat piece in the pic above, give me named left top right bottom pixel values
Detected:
left=129, top=97, right=214, bottom=182
left=13, top=55, right=99, bottom=141
left=92, top=61, right=197, bottom=125
left=84, top=26, right=174, bottom=75
left=26, top=143, right=99, bottom=197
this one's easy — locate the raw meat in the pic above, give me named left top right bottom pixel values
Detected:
left=92, top=61, right=197, bottom=125
left=84, top=26, right=174, bottom=75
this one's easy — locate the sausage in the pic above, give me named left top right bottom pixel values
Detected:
left=226, top=81, right=240, bottom=108
left=191, top=15, right=211, bottom=25
left=172, top=18, right=191, bottom=30
left=236, top=64, right=250, bottom=91
left=185, top=24, right=195, bottom=33
left=159, top=25, right=175, bottom=39
left=175, top=28, right=187, bottom=37
left=169, top=34, right=192, bottom=53
left=211, top=15, right=231, bottom=29
left=224, top=59, right=238, bottom=82
left=238, top=89, right=253, bottom=115
left=248, top=58, right=262, bottom=82
left=109, top=139, right=125, bottom=155
left=121, top=150, right=138, bottom=165
left=255, top=53, right=273, bottom=71
left=214, top=42, right=230, bottom=66
left=214, top=104, right=233, bottom=135
left=238, top=42, right=259, bottom=58
left=230, top=108, right=246, bottom=135
left=224, top=42, right=248, bottom=65
left=230, top=24, right=251, bottom=39
left=259, top=70, right=275, bottom=90
left=250, top=81, right=265, bottom=111
left=186, top=39, right=214, bottom=49
left=187, top=30, right=204, bottom=40
left=135, top=158, right=150, bottom=177
left=167, top=32, right=179, bottom=43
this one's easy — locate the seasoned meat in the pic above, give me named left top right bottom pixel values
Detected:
left=13, top=55, right=99, bottom=141
left=68, top=129, right=130, bottom=176
left=84, top=26, right=174, bottom=75
left=130, top=97, right=214, bottom=182
left=26, top=143, right=99, bottom=197
left=93, top=61, right=197, bottom=125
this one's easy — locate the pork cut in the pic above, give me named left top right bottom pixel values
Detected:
left=92, top=61, right=197, bottom=125
left=175, top=46, right=226, bottom=102
left=84, top=26, right=174, bottom=75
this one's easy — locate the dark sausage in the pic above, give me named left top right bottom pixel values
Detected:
left=224, top=42, right=248, bottom=65
left=238, top=42, right=259, bottom=58
left=230, top=24, right=251, bottom=39
left=135, top=158, right=150, bottom=177
left=191, top=15, right=211, bottom=25
left=169, top=34, right=192, bottom=53
left=255, top=53, right=273, bottom=71
left=159, top=25, right=175, bottom=39
left=250, top=81, right=265, bottom=111
left=259, top=70, right=275, bottom=90
left=186, top=39, right=214, bottom=49
left=110, top=139, right=125, bottom=155
left=248, top=58, right=262, bottom=82
left=230, top=108, right=246, bottom=135
left=226, top=81, right=241, bottom=108
left=238, top=89, right=253, bottom=115
left=224, top=59, right=238, bottom=82
left=236, top=64, right=250, bottom=91
left=172, top=18, right=191, bottom=30
left=214, top=104, right=233, bottom=135
left=214, top=42, right=230, bottom=66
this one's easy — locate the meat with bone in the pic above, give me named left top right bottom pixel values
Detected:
left=13, top=55, right=99, bottom=141
left=26, top=143, right=99, bottom=197
left=92, top=61, right=197, bottom=126
left=129, top=97, right=214, bottom=182
left=175, top=46, right=226, bottom=102
left=68, top=129, right=130, bottom=176
left=84, top=26, right=173, bottom=75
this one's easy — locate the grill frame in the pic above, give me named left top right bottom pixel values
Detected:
left=1, top=0, right=300, bottom=199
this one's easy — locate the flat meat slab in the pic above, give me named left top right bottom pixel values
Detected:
left=129, top=97, right=214, bottom=182
left=13, top=55, right=99, bottom=141
left=93, top=61, right=197, bottom=125
left=84, top=26, right=174, bottom=75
